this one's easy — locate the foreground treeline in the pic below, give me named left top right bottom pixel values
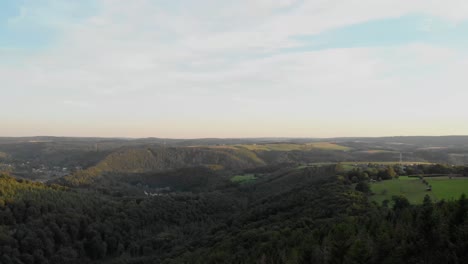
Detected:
left=0, top=166, right=468, bottom=263
left=180, top=194, right=468, bottom=264
left=0, top=173, right=240, bottom=264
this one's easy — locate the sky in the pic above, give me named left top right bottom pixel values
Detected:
left=1, top=0, right=468, bottom=138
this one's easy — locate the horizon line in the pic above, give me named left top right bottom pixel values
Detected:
left=1, top=135, right=468, bottom=140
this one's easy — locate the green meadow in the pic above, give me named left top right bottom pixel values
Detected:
left=426, top=177, right=468, bottom=201
left=230, top=174, right=257, bottom=184
left=371, top=177, right=435, bottom=204
left=371, top=176, right=468, bottom=204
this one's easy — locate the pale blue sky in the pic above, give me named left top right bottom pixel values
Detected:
left=1, top=0, right=468, bottom=138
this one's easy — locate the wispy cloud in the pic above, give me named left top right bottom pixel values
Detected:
left=1, top=0, right=468, bottom=137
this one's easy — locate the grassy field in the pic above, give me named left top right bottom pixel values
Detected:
left=371, top=177, right=435, bottom=204
left=230, top=174, right=257, bottom=184
left=371, top=176, right=468, bottom=204
left=426, top=177, right=468, bottom=201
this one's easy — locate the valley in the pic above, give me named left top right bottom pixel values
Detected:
left=1, top=136, right=468, bottom=263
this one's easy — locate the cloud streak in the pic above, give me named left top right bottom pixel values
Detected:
left=1, top=0, right=468, bottom=137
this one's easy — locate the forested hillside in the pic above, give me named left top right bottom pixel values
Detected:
left=58, top=146, right=266, bottom=186
left=95, top=147, right=265, bottom=173
left=2, top=165, right=468, bottom=263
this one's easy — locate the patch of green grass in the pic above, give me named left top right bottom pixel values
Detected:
left=426, top=177, right=468, bottom=201
left=398, top=176, right=417, bottom=181
left=341, top=164, right=356, bottom=172
left=370, top=176, right=468, bottom=204
left=370, top=178, right=435, bottom=204
left=231, top=174, right=257, bottom=184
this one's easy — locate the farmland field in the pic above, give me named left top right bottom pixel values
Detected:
left=235, top=142, right=350, bottom=152
left=426, top=177, right=468, bottom=201
left=370, top=177, right=435, bottom=204
left=230, top=174, right=257, bottom=184
left=305, top=142, right=351, bottom=151
left=371, top=176, right=468, bottom=204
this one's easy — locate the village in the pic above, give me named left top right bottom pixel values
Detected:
left=0, top=161, right=82, bottom=182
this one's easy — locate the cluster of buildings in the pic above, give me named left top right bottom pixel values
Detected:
left=0, top=161, right=83, bottom=181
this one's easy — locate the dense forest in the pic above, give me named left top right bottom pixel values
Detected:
left=1, top=162, right=468, bottom=263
